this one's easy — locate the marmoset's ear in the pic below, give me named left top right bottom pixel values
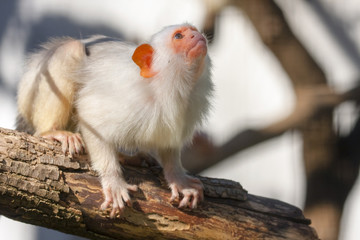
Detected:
left=132, top=44, right=157, bottom=78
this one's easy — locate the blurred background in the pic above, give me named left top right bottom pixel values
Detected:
left=0, top=0, right=359, bottom=239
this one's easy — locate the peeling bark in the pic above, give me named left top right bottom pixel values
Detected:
left=0, top=127, right=317, bottom=239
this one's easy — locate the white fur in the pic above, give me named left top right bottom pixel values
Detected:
left=76, top=28, right=213, bottom=152
left=17, top=38, right=84, bottom=134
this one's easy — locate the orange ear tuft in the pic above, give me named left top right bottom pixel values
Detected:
left=132, top=44, right=157, bottom=78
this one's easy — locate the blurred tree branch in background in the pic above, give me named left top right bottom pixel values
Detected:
left=183, top=1, right=360, bottom=239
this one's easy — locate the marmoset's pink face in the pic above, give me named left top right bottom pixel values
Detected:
left=132, top=24, right=208, bottom=78
left=170, top=26, right=207, bottom=61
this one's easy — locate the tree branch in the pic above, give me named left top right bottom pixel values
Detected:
left=183, top=83, right=360, bottom=173
left=0, top=127, right=317, bottom=239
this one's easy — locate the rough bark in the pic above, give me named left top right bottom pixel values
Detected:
left=0, top=127, right=317, bottom=239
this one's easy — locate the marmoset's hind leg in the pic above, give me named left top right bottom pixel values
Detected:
left=17, top=39, right=86, bottom=155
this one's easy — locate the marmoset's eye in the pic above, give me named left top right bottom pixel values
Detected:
left=174, top=32, right=184, bottom=39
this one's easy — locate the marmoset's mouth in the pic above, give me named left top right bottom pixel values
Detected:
left=187, top=36, right=207, bottom=59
